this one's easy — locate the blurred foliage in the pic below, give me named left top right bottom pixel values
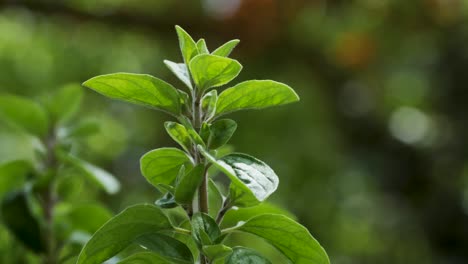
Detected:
left=0, top=0, right=468, bottom=263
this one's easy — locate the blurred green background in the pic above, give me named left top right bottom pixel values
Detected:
left=1, top=0, right=468, bottom=263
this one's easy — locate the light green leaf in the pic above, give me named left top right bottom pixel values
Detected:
left=164, top=60, right=193, bottom=90
left=60, top=119, right=100, bottom=139
left=136, top=233, right=193, bottom=263
left=192, top=213, right=221, bottom=247
left=83, top=73, right=180, bottom=116
left=212, top=39, right=240, bottom=57
left=208, top=179, right=224, bottom=219
left=201, top=90, right=217, bottom=121
left=226, top=247, right=271, bottom=264
left=216, top=80, right=299, bottom=116
left=203, top=244, right=232, bottom=261
left=0, top=94, right=48, bottom=137
left=59, top=152, right=120, bottom=194
left=235, top=214, right=330, bottom=264
left=197, top=39, right=209, bottom=54
left=208, top=119, right=237, bottom=149
left=175, top=164, right=205, bottom=204
left=175, top=25, right=199, bottom=64
left=45, top=84, right=83, bottom=124
left=189, top=54, right=242, bottom=91
left=140, top=148, right=191, bottom=187
left=118, top=252, right=173, bottom=264
left=178, top=116, right=206, bottom=147
left=199, top=148, right=278, bottom=206
left=165, top=122, right=192, bottom=153
left=77, top=204, right=174, bottom=264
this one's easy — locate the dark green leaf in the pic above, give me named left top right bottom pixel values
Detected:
left=45, top=84, right=83, bottom=124
left=189, top=54, right=242, bottom=91
left=118, top=252, right=173, bottom=264
left=192, top=213, right=221, bottom=247
left=175, top=164, right=205, bottom=204
left=83, top=73, right=181, bottom=116
left=216, top=80, right=299, bottom=116
left=226, top=247, right=271, bottom=264
left=175, top=25, right=199, bottom=64
left=199, top=148, right=278, bottom=206
left=201, top=90, right=217, bottom=121
left=221, top=202, right=296, bottom=228
left=208, top=119, right=237, bottom=149
left=165, top=122, right=192, bottom=153
left=76, top=204, right=174, bottom=264
left=212, top=39, right=240, bottom=57
left=203, top=244, right=232, bottom=261
left=155, top=192, right=178, bottom=209
left=136, top=233, right=193, bottom=263
left=236, top=214, right=330, bottom=264
left=0, top=94, right=48, bottom=137
left=164, top=60, right=193, bottom=90
left=197, top=39, right=209, bottom=54
left=140, top=148, right=191, bottom=187
left=0, top=160, right=33, bottom=199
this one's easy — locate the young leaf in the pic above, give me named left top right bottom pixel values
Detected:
left=59, top=153, right=120, bottom=194
left=225, top=247, right=271, bottom=264
left=192, top=213, right=221, bottom=247
left=165, top=122, right=192, bottom=153
left=118, top=252, right=173, bottom=264
left=208, top=179, right=224, bottom=218
left=164, top=60, right=193, bottom=91
left=199, top=147, right=279, bottom=205
left=178, top=116, right=206, bottom=147
left=201, top=90, right=217, bottom=121
left=189, top=54, right=242, bottom=91
left=77, top=204, right=174, bottom=264
left=200, top=122, right=211, bottom=143
left=216, top=80, right=300, bottom=116
left=208, top=119, right=237, bottom=149
left=197, top=39, right=209, bottom=54
left=212, top=39, right=240, bottom=57
left=0, top=94, right=48, bottom=137
left=203, top=244, right=232, bottom=261
left=235, top=214, right=330, bottom=264
left=83, top=73, right=181, bottom=116
left=175, top=25, right=199, bottom=64
left=140, top=148, right=191, bottom=187
left=45, top=84, right=83, bottom=124
left=155, top=192, right=178, bottom=209
left=175, top=164, right=205, bottom=204
left=135, top=233, right=193, bottom=263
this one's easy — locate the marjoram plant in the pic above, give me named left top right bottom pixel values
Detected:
left=77, top=26, right=329, bottom=264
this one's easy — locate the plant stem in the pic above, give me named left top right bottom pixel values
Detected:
left=199, top=169, right=209, bottom=214
left=215, top=198, right=231, bottom=225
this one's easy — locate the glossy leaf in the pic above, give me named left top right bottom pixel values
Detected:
left=136, top=233, right=193, bottom=263
left=197, top=39, right=209, bottom=54
left=140, top=148, right=191, bottom=187
left=199, top=148, right=279, bottom=205
left=175, top=164, right=205, bottom=204
left=77, top=204, right=174, bottom=264
left=0, top=94, right=48, bottom=137
left=236, top=214, right=330, bottom=264
left=212, top=39, right=240, bottom=57
left=203, top=244, right=232, bottom=261
left=118, top=252, right=173, bottom=264
left=216, top=80, right=299, bottom=116
left=189, top=54, right=242, bottom=90
left=226, top=247, right=271, bottom=264
left=83, top=73, right=180, bottom=116
left=59, top=153, right=120, bottom=194
left=208, top=119, right=237, bottom=149
left=201, top=90, right=217, bottom=121
left=46, top=84, right=83, bottom=124
left=165, top=122, right=192, bottom=153
left=175, top=25, right=199, bottom=64
left=164, top=60, right=193, bottom=90
left=192, top=213, right=221, bottom=247
left=155, top=192, right=178, bottom=209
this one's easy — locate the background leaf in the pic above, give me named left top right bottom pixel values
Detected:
left=45, top=84, right=83, bottom=124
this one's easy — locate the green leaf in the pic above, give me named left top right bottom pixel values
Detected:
left=135, top=233, right=193, bottom=263
left=212, top=39, right=240, bottom=57
left=201, top=90, right=217, bottom=121
left=216, top=80, right=300, bottom=116
left=45, top=84, right=83, bottom=124
left=175, top=25, right=199, bottom=65
left=0, top=94, right=48, bottom=137
left=83, top=73, right=181, bottom=116
left=221, top=202, right=296, bottom=228
left=77, top=204, right=174, bottom=264
left=199, top=148, right=278, bottom=206
left=61, top=119, right=100, bottom=139
left=178, top=116, right=206, bottom=147
left=165, top=122, right=192, bottom=153
left=192, top=213, right=221, bottom=247
left=197, top=39, right=209, bottom=54
left=59, top=152, right=120, bottom=194
left=118, top=252, right=173, bottom=264
left=175, top=164, right=205, bottom=204
left=0, top=160, right=33, bottom=199
left=208, top=119, right=237, bottom=149
left=226, top=247, right=271, bottom=264
left=189, top=54, right=242, bottom=91
left=0, top=191, right=45, bottom=253
left=235, top=214, right=330, bottom=264
left=164, top=60, right=193, bottom=90
left=155, top=192, right=178, bottom=209
left=203, top=244, right=232, bottom=261
left=208, top=179, right=224, bottom=218
left=140, top=148, right=191, bottom=187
